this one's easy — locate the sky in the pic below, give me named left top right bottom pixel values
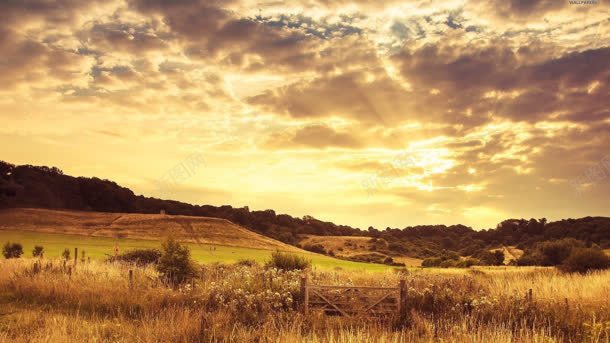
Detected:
left=1, top=0, right=609, bottom=230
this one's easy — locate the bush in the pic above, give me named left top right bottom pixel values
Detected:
left=388, top=242, right=406, bottom=253
left=422, top=257, right=443, bottom=267
left=236, top=258, right=258, bottom=267
left=347, top=252, right=388, bottom=264
left=516, top=252, right=543, bottom=266
left=62, top=248, right=71, bottom=260
left=439, top=259, right=458, bottom=268
left=156, top=238, right=197, bottom=286
left=518, top=238, right=586, bottom=266
left=302, top=243, right=326, bottom=254
left=456, top=258, right=479, bottom=268
left=265, top=251, right=310, bottom=271
left=2, top=242, right=23, bottom=259
left=560, top=248, right=610, bottom=273
left=538, top=239, right=584, bottom=265
left=473, top=250, right=505, bottom=266
left=109, top=248, right=161, bottom=266
left=32, top=245, right=44, bottom=258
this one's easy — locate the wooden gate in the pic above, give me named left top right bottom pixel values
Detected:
left=300, top=276, right=407, bottom=318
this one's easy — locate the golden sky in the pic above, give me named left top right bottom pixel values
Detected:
left=1, top=0, right=609, bottom=229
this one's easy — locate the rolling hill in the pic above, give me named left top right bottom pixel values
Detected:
left=1, top=160, right=609, bottom=266
left=0, top=208, right=396, bottom=271
left=0, top=208, right=299, bottom=252
left=299, top=234, right=423, bottom=267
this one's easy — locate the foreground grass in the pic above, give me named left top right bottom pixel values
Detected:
left=0, top=229, right=391, bottom=271
left=0, top=259, right=608, bottom=343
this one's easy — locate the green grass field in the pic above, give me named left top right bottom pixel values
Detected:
left=0, top=230, right=392, bottom=272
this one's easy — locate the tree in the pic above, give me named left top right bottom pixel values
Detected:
left=156, top=237, right=196, bottom=286
left=537, top=239, right=584, bottom=266
left=62, top=248, right=70, bottom=260
left=473, top=250, right=504, bottom=266
left=2, top=242, right=23, bottom=259
left=560, top=248, right=609, bottom=273
left=517, top=238, right=586, bottom=266
left=32, top=245, right=44, bottom=258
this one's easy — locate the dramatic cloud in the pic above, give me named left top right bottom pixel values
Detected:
left=128, top=0, right=325, bottom=71
left=264, top=123, right=364, bottom=149
left=477, top=0, right=567, bottom=21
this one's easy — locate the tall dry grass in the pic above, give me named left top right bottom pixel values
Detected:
left=0, top=259, right=608, bottom=342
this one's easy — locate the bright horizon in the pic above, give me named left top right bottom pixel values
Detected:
left=1, top=0, right=609, bottom=230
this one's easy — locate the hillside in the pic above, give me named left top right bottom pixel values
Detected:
left=299, top=235, right=423, bottom=267
left=0, top=208, right=300, bottom=252
left=1, top=160, right=609, bottom=263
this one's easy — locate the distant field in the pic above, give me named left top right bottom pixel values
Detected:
left=0, top=208, right=299, bottom=251
left=0, top=230, right=393, bottom=272
left=299, top=234, right=423, bottom=267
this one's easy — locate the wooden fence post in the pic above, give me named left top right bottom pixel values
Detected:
left=33, top=261, right=40, bottom=274
left=301, top=275, right=309, bottom=315
left=128, top=269, right=133, bottom=289
left=432, top=285, right=438, bottom=338
left=399, top=279, right=406, bottom=319
left=74, top=248, right=78, bottom=267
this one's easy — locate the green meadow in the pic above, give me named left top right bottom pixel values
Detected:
left=0, top=230, right=392, bottom=272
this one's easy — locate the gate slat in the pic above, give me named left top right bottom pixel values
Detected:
left=302, top=278, right=406, bottom=318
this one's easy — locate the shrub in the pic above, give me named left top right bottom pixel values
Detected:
left=560, top=248, right=610, bottom=273
left=538, top=239, right=584, bottom=265
left=347, top=252, right=388, bottom=264
left=302, top=243, right=326, bottom=254
left=2, top=242, right=23, bottom=259
left=157, top=238, right=197, bottom=286
left=62, top=248, right=71, bottom=260
left=456, top=258, right=479, bottom=268
left=518, top=238, right=586, bottom=266
left=109, top=248, right=161, bottom=266
left=439, top=259, right=458, bottom=268
left=516, top=252, right=543, bottom=266
left=422, top=253, right=478, bottom=268
left=265, top=251, right=310, bottom=271
left=388, top=242, right=406, bottom=253
left=236, top=258, right=258, bottom=267
left=422, top=257, right=443, bottom=267
left=32, top=245, right=44, bottom=258
left=473, top=250, right=505, bottom=266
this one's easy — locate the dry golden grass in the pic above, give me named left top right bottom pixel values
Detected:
left=0, top=259, right=608, bottom=343
left=0, top=208, right=299, bottom=251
